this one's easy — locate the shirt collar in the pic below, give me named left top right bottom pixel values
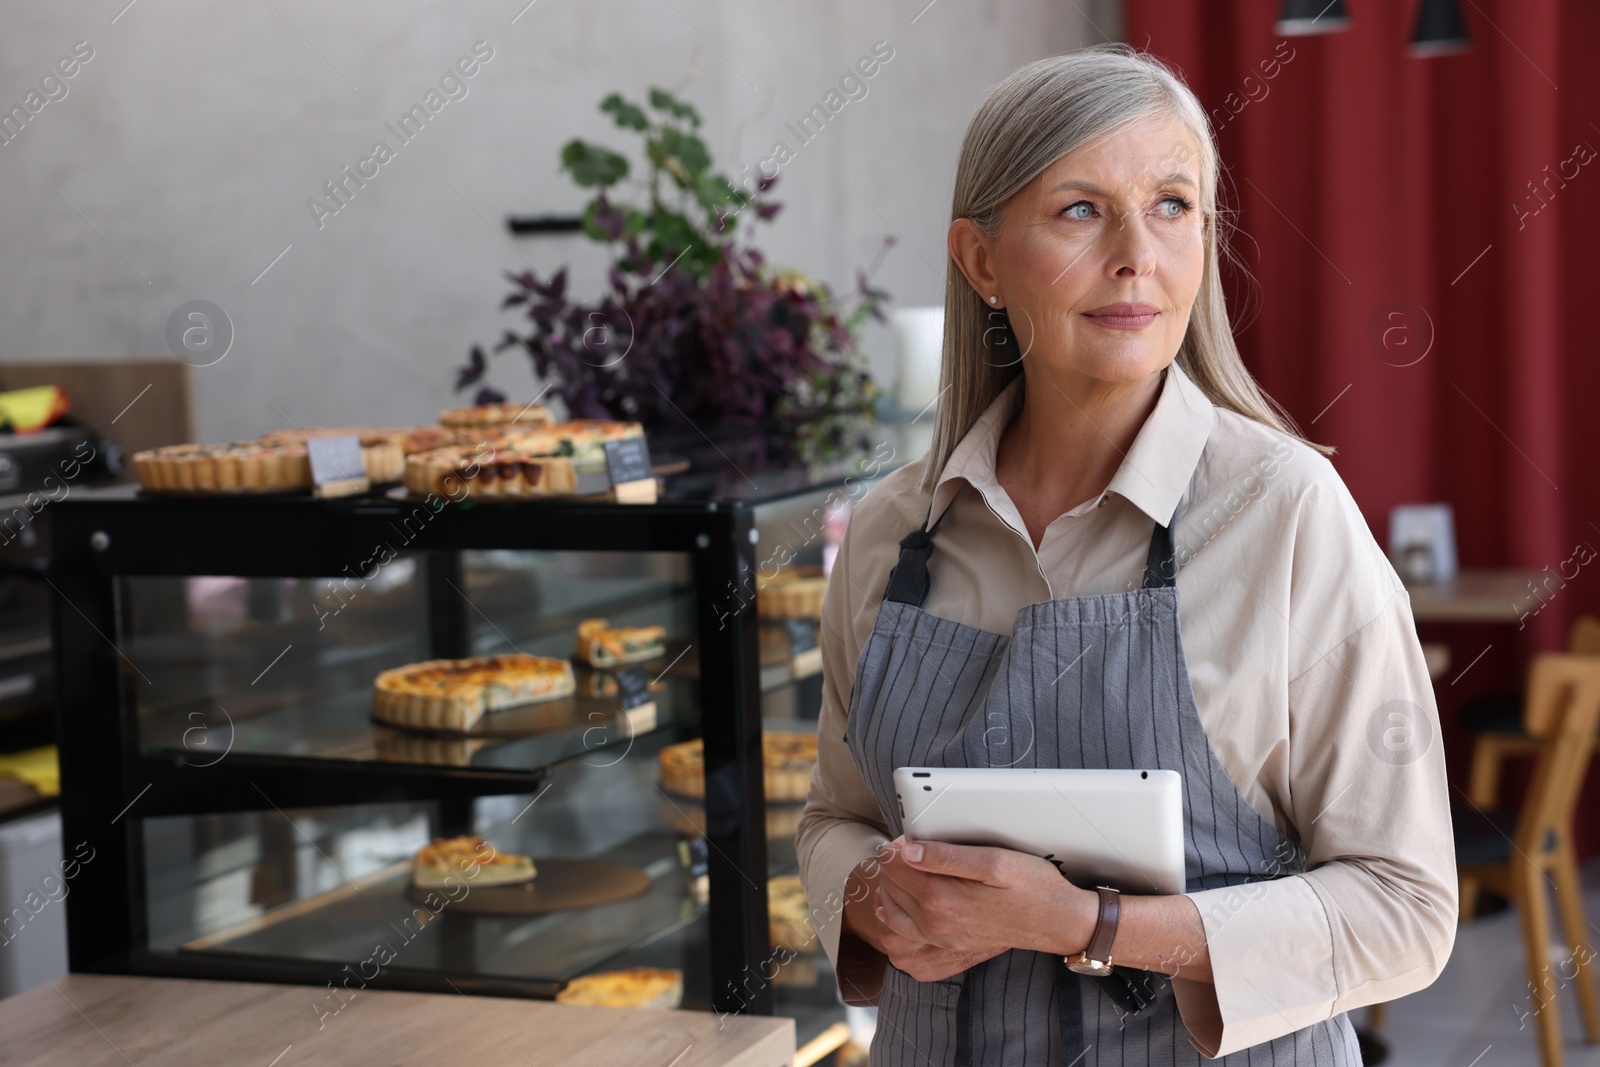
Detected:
left=929, top=359, right=1216, bottom=530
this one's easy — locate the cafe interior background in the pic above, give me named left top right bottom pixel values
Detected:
left=0, top=0, right=1597, bottom=1064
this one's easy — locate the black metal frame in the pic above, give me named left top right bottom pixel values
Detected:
left=50, top=487, right=774, bottom=1014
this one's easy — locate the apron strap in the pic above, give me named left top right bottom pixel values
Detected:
left=883, top=497, right=956, bottom=607
left=1141, top=517, right=1177, bottom=589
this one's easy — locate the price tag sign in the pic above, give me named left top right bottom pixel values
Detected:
left=614, top=668, right=652, bottom=711
left=604, top=437, right=653, bottom=487
left=308, top=435, right=365, bottom=483
left=785, top=618, right=818, bottom=654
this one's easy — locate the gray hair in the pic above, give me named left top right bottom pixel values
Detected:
left=920, top=43, right=1326, bottom=494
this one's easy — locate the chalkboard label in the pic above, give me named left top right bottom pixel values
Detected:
left=604, top=436, right=653, bottom=487
left=307, top=435, right=365, bottom=484
left=615, top=667, right=651, bottom=710
left=785, top=618, right=818, bottom=654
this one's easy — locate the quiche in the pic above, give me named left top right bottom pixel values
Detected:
left=259, top=425, right=465, bottom=455
left=555, top=968, right=683, bottom=1011
left=757, top=569, right=828, bottom=621
left=575, top=618, right=667, bottom=668
left=404, top=444, right=580, bottom=498
left=373, top=654, right=576, bottom=732
left=439, top=402, right=556, bottom=431
left=658, top=732, right=817, bottom=802
left=768, top=874, right=815, bottom=953
left=486, top=418, right=643, bottom=461
left=133, top=435, right=403, bottom=493
left=412, top=835, right=536, bottom=889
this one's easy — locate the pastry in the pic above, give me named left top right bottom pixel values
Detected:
left=757, top=567, right=829, bottom=621
left=373, top=654, right=576, bottom=732
left=575, top=618, right=667, bottom=667
left=487, top=418, right=644, bottom=464
left=439, top=402, right=556, bottom=431
left=259, top=425, right=464, bottom=456
left=132, top=436, right=404, bottom=493
left=555, top=968, right=683, bottom=1010
left=658, top=732, right=817, bottom=802
left=767, top=874, right=816, bottom=953
left=412, top=835, right=536, bottom=889
left=403, top=444, right=580, bottom=498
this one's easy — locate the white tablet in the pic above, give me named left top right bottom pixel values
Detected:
left=892, top=766, right=1186, bottom=895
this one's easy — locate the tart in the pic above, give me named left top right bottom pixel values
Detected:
left=487, top=418, right=645, bottom=464
left=439, top=402, right=556, bottom=431
left=658, top=732, right=817, bottom=802
left=412, top=835, right=536, bottom=889
left=575, top=618, right=667, bottom=668
left=132, top=436, right=403, bottom=493
left=555, top=968, right=683, bottom=1010
left=403, top=444, right=579, bottom=498
left=373, top=654, right=576, bottom=732
left=757, top=567, right=829, bottom=621
left=768, top=874, right=816, bottom=953
left=259, top=425, right=464, bottom=456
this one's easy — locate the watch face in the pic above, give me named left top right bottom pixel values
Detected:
left=1067, top=959, right=1113, bottom=977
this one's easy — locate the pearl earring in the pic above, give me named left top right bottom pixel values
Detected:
left=988, top=295, right=999, bottom=305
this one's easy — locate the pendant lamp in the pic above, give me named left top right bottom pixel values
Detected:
left=1410, top=0, right=1470, bottom=54
left=1275, top=0, right=1350, bottom=36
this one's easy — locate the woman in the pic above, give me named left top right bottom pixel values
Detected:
left=796, top=44, right=1456, bottom=1064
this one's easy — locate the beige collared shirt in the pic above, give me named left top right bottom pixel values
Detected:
left=796, top=359, right=1457, bottom=1057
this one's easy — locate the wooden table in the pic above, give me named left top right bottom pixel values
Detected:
left=0, top=974, right=796, bottom=1067
left=1406, top=568, right=1543, bottom=624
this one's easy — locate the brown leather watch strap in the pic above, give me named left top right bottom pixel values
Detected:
left=1084, top=885, right=1121, bottom=966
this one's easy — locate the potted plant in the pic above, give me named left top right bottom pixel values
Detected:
left=456, top=87, right=890, bottom=461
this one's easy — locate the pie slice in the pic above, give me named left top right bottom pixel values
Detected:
left=412, top=835, right=536, bottom=889
left=555, top=968, right=683, bottom=1010
left=373, top=654, right=576, bottom=732
left=575, top=618, right=667, bottom=668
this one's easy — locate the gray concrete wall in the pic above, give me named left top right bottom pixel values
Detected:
left=0, top=0, right=1112, bottom=442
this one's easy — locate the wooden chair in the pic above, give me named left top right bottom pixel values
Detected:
left=1466, top=615, right=1600, bottom=809
left=1455, top=653, right=1600, bottom=1067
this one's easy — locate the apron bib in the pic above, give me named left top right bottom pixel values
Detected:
left=842, top=490, right=1362, bottom=1066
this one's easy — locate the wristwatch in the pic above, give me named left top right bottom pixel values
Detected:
left=1064, top=885, right=1121, bottom=976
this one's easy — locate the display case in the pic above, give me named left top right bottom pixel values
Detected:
left=50, top=433, right=905, bottom=1062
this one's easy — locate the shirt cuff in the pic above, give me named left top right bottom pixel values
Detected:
left=801, top=819, right=890, bottom=1005
left=1175, top=875, right=1337, bottom=1057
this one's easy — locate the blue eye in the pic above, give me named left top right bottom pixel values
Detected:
left=1158, top=196, right=1193, bottom=218
left=1062, top=201, right=1094, bottom=220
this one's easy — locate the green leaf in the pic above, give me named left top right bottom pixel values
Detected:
left=647, top=88, right=701, bottom=127
left=657, top=128, right=711, bottom=180
left=560, top=140, right=630, bottom=187
left=600, top=93, right=649, bottom=131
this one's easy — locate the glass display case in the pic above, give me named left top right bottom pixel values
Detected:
left=50, top=432, right=907, bottom=1063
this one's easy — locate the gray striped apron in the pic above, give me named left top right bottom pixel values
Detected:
left=843, top=491, right=1362, bottom=1066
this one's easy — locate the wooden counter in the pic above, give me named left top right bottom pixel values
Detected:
left=0, top=974, right=795, bottom=1067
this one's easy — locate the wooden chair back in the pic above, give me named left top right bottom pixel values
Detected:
left=1568, top=614, right=1600, bottom=656
left=1517, top=653, right=1600, bottom=857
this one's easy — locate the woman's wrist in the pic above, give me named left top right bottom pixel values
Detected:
left=1034, top=880, right=1102, bottom=959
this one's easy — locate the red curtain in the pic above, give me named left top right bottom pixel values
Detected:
left=1125, top=0, right=1600, bottom=842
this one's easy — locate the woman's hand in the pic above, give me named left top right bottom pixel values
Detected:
left=875, top=836, right=1099, bottom=963
left=841, top=840, right=1013, bottom=982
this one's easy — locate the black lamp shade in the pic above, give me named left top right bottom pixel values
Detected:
left=1411, top=0, right=1470, bottom=54
left=1276, top=0, right=1351, bottom=36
